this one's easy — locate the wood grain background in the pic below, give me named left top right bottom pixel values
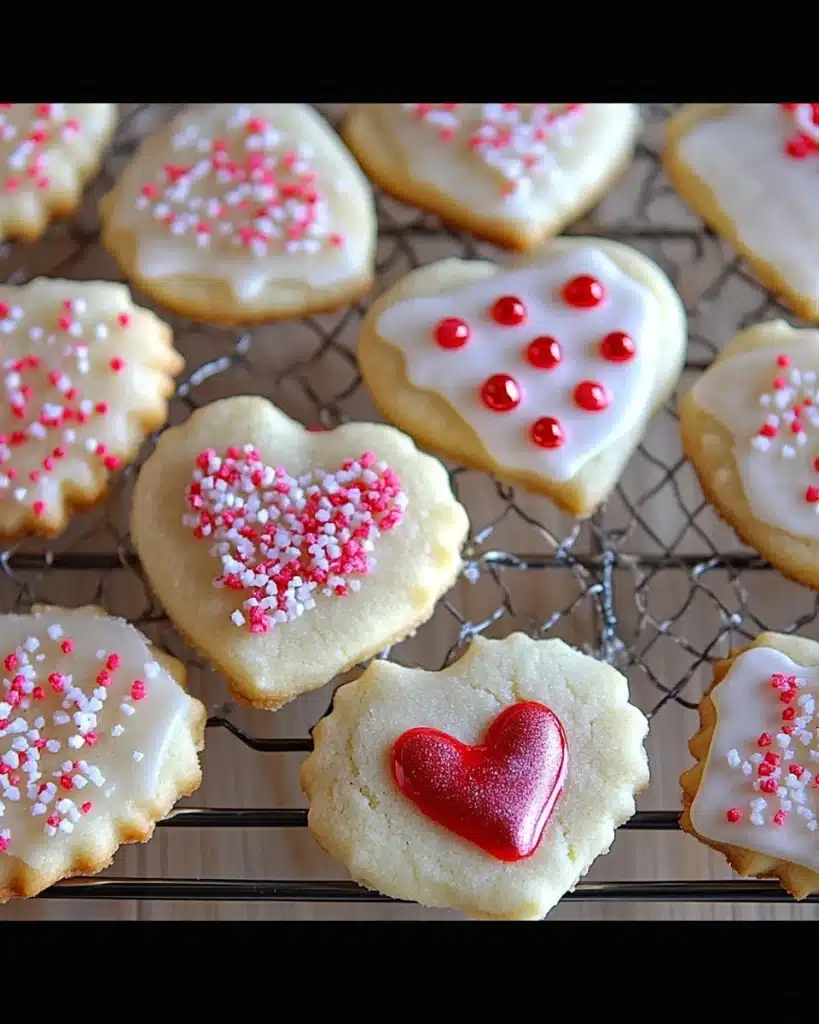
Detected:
left=1, top=102, right=815, bottom=920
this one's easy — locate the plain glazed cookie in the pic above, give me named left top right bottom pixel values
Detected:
left=301, top=633, right=649, bottom=920
left=681, top=632, right=819, bottom=900
left=358, top=236, right=687, bottom=518
left=99, top=104, right=377, bottom=325
left=0, top=278, right=182, bottom=539
left=664, top=103, right=819, bottom=322
left=343, top=104, right=641, bottom=252
left=0, top=104, right=117, bottom=243
left=680, top=320, right=819, bottom=589
left=130, top=396, right=469, bottom=711
left=0, top=604, right=206, bottom=901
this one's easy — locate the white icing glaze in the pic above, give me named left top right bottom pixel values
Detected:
left=0, top=278, right=177, bottom=524
left=690, top=646, right=819, bottom=871
left=690, top=338, right=819, bottom=539
left=105, top=104, right=374, bottom=301
left=375, top=247, right=659, bottom=482
left=372, top=103, right=638, bottom=223
left=678, top=104, right=819, bottom=306
left=0, top=104, right=113, bottom=208
left=0, top=607, right=191, bottom=872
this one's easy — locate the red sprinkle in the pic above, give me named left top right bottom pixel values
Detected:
left=726, top=808, right=742, bottom=823
left=562, top=274, right=605, bottom=309
left=573, top=380, right=611, bottom=412
left=433, top=317, right=470, bottom=349
left=530, top=416, right=565, bottom=450
left=480, top=374, right=522, bottom=413
left=525, top=336, right=562, bottom=370
left=599, top=331, right=636, bottom=362
left=490, top=295, right=527, bottom=326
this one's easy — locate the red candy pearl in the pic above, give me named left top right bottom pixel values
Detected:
left=600, top=331, right=636, bottom=362
left=526, top=336, right=562, bottom=370
left=574, top=380, right=611, bottom=412
left=530, top=417, right=565, bottom=449
left=562, top=275, right=605, bottom=308
left=490, top=295, right=527, bottom=326
left=434, top=317, right=470, bottom=349
left=480, top=374, right=521, bottom=412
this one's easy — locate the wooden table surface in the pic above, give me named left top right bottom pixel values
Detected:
left=2, top=102, right=815, bottom=920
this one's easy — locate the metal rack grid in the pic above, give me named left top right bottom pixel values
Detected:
left=1, top=102, right=813, bottom=910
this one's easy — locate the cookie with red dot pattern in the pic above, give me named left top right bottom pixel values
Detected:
left=682, top=631, right=819, bottom=900
left=301, top=632, right=649, bottom=919
left=0, top=604, right=205, bottom=902
left=358, top=237, right=687, bottom=518
left=130, top=396, right=469, bottom=711
left=664, top=104, right=819, bottom=323
left=100, top=104, right=377, bottom=325
left=342, top=104, right=641, bottom=251
left=0, top=278, right=182, bottom=539
left=0, top=104, right=117, bottom=244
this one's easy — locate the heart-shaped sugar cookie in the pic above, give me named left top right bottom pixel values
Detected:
left=664, top=104, right=819, bottom=322
left=343, top=104, right=641, bottom=251
left=100, top=104, right=377, bottom=325
left=131, top=397, right=469, bottom=710
left=358, top=237, right=687, bottom=518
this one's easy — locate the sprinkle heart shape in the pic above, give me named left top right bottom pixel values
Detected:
left=184, top=444, right=406, bottom=635
left=391, top=701, right=568, bottom=861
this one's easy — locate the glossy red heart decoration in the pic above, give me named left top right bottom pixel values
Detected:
left=390, top=701, right=568, bottom=861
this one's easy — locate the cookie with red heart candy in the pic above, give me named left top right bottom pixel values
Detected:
left=301, top=633, right=649, bottom=920
left=681, top=632, right=819, bottom=900
left=358, top=236, right=687, bottom=518
left=342, top=104, right=641, bottom=251
left=130, top=396, right=469, bottom=711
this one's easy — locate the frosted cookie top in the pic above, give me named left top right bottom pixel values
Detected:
left=0, top=104, right=114, bottom=206
left=0, top=278, right=181, bottom=535
left=690, top=645, right=819, bottom=872
left=0, top=607, right=194, bottom=873
left=366, top=103, right=638, bottom=223
left=374, top=245, right=660, bottom=483
left=102, top=104, right=376, bottom=302
left=689, top=326, right=819, bottom=542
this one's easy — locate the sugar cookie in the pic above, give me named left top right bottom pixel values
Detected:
left=358, top=236, right=687, bottom=518
left=664, top=103, right=819, bottom=322
left=130, top=396, right=469, bottom=711
left=679, top=320, right=819, bottom=589
left=342, top=103, right=641, bottom=251
left=100, top=104, right=377, bottom=325
left=680, top=632, right=819, bottom=900
left=301, top=633, right=649, bottom=920
left=0, top=103, right=117, bottom=243
left=0, top=604, right=205, bottom=901
left=0, top=278, right=182, bottom=539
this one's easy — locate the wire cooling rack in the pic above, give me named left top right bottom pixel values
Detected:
left=3, top=102, right=817, bottom=914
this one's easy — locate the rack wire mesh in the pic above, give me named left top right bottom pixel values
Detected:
left=3, top=102, right=816, bottom=914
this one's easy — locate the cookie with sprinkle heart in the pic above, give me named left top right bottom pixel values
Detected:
left=0, top=278, right=182, bottom=539
left=358, top=236, right=687, bottom=519
left=342, top=104, right=641, bottom=251
left=0, top=103, right=117, bottom=243
left=301, top=633, right=649, bottom=920
left=99, top=104, right=378, bottom=325
left=130, top=396, right=469, bottom=711
left=0, top=604, right=205, bottom=902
